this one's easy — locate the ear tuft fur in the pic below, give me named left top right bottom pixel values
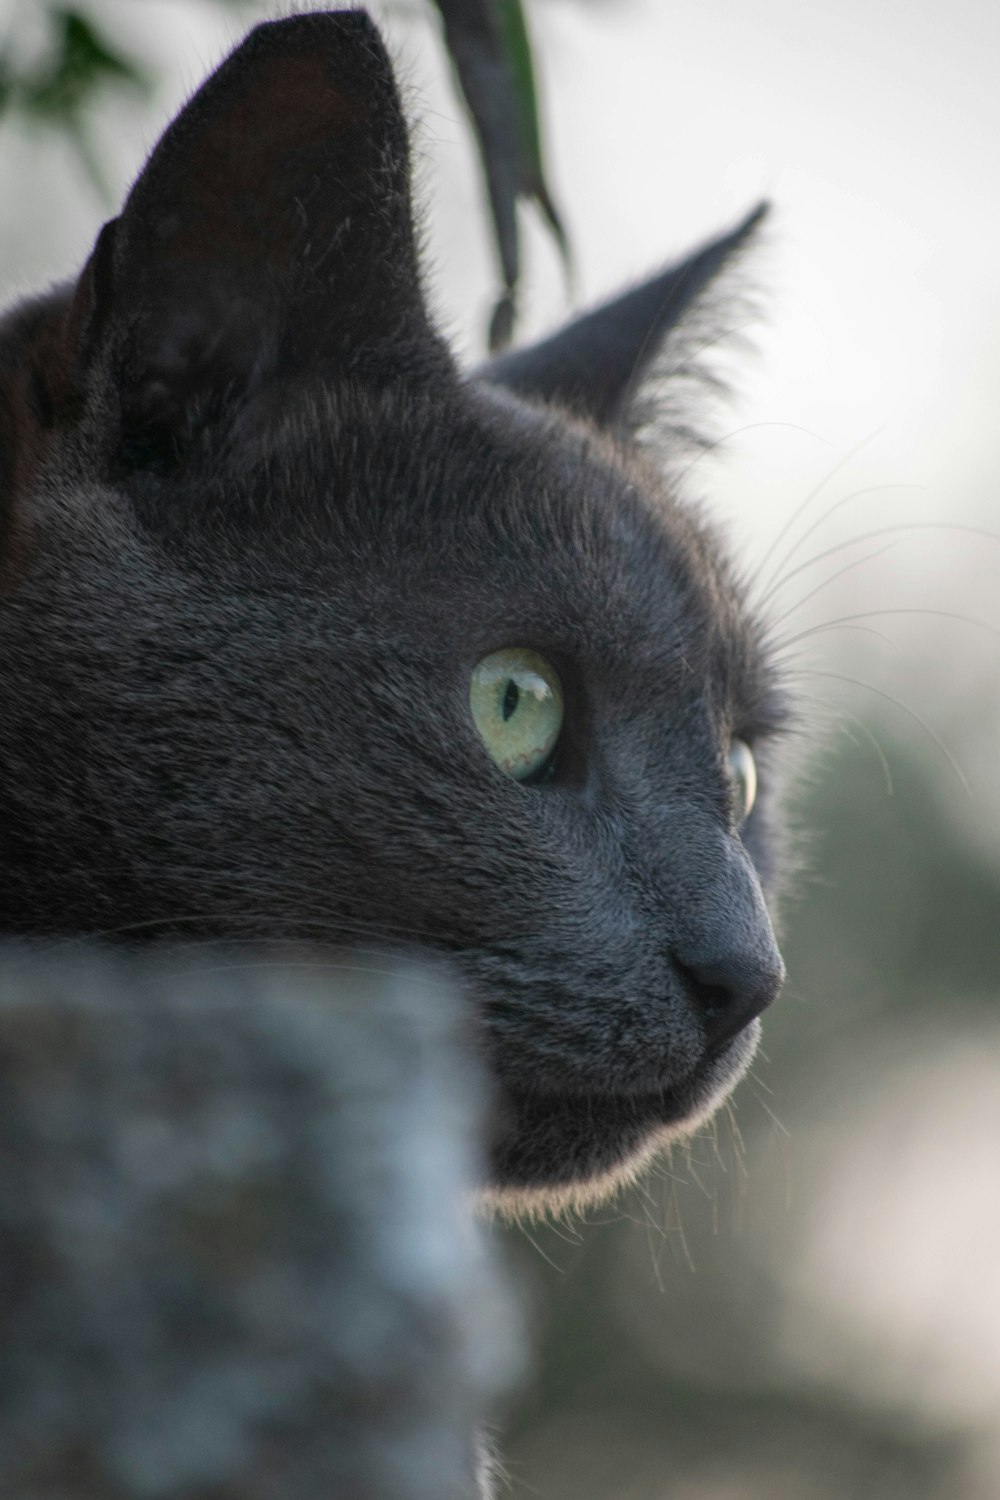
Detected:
left=482, top=202, right=768, bottom=433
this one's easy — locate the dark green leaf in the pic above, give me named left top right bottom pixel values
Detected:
left=18, top=10, right=147, bottom=122
left=494, top=0, right=568, bottom=261
left=0, top=8, right=149, bottom=200
left=432, top=0, right=569, bottom=349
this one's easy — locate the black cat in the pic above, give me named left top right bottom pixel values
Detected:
left=0, top=10, right=789, bottom=1215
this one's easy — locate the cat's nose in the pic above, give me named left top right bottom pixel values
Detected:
left=666, top=829, right=785, bottom=1053
left=676, top=947, right=785, bottom=1054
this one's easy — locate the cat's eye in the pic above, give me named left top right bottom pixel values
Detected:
left=470, top=649, right=564, bottom=783
left=727, top=738, right=757, bottom=824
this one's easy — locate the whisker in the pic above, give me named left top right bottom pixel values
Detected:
left=783, top=606, right=1000, bottom=646
left=683, top=1142, right=714, bottom=1202
left=744, top=1071, right=793, bottom=1211
left=801, top=669, right=973, bottom=797
left=718, top=1099, right=749, bottom=1184
left=620, top=1177, right=671, bottom=1286
left=744, top=1075, right=790, bottom=1142
left=774, top=623, right=900, bottom=653
left=644, top=1210, right=669, bottom=1293
left=510, top=1224, right=567, bottom=1276
left=759, top=482, right=921, bottom=601
left=764, top=540, right=900, bottom=628
left=758, top=522, right=1000, bottom=613
left=750, top=425, right=886, bottom=590
left=534, top=1214, right=585, bottom=1248
left=794, top=690, right=896, bottom=796
left=662, top=1172, right=695, bottom=1271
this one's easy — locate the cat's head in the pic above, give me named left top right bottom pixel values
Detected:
left=0, top=12, right=791, bottom=1213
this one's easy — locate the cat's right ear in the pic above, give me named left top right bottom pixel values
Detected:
left=25, top=11, right=442, bottom=475
left=481, top=205, right=766, bottom=432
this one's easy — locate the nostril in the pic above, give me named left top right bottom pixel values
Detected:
left=676, top=953, right=784, bottom=1054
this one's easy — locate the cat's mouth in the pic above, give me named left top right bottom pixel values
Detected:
left=483, top=1020, right=759, bottom=1216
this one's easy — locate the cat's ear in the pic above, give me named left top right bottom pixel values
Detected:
left=47, top=12, right=441, bottom=469
left=481, top=204, right=767, bottom=430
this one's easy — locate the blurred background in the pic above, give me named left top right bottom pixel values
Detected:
left=2, top=1, right=997, bottom=1496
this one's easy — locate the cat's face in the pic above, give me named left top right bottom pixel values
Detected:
left=0, top=12, right=789, bottom=1211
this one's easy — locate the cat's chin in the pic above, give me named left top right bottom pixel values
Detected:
left=481, top=1021, right=760, bottom=1222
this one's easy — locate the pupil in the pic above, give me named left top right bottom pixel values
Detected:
left=502, top=679, right=520, bottom=721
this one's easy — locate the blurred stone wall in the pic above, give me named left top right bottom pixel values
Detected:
left=0, top=946, right=517, bottom=1500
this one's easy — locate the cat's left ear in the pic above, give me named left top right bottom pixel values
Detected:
left=481, top=204, right=767, bottom=430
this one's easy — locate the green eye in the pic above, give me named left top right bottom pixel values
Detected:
left=727, top=738, right=758, bottom=824
left=470, top=648, right=564, bottom=783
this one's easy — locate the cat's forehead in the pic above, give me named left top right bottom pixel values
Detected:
left=381, top=386, right=657, bottom=579
left=239, top=376, right=732, bottom=608
left=193, top=373, right=768, bottom=707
